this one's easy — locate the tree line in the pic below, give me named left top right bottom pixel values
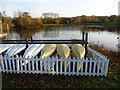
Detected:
left=0, top=11, right=120, bottom=30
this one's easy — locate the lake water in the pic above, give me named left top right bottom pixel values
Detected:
left=5, top=25, right=119, bottom=52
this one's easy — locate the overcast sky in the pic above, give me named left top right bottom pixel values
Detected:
left=0, top=0, right=119, bottom=17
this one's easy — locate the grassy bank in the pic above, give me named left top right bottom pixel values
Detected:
left=97, top=22, right=120, bottom=28
left=5, top=22, right=119, bottom=31
left=81, top=22, right=120, bottom=25
left=43, top=24, right=67, bottom=26
left=2, top=44, right=120, bottom=88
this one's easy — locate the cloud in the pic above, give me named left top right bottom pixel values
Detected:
left=0, top=0, right=68, bottom=2
left=0, top=2, right=24, bottom=17
left=0, top=0, right=102, bottom=3
left=0, top=0, right=118, bottom=17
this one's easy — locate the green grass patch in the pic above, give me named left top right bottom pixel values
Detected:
left=2, top=72, right=120, bottom=88
left=43, top=24, right=67, bottom=26
left=98, top=22, right=120, bottom=25
left=80, top=22, right=120, bottom=26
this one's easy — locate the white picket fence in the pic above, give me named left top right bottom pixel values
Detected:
left=0, top=47, right=109, bottom=76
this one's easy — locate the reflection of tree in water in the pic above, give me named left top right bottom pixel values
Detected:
left=60, top=25, right=81, bottom=30
left=83, top=27, right=105, bottom=32
left=4, top=30, right=19, bottom=40
left=7, top=25, right=119, bottom=40
left=42, top=26, right=60, bottom=38
left=15, top=28, right=44, bottom=39
left=83, top=26, right=120, bottom=34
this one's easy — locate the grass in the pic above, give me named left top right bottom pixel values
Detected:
left=96, top=22, right=120, bottom=28
left=98, top=22, right=120, bottom=25
left=80, top=22, right=120, bottom=29
left=84, top=22, right=120, bottom=25
left=2, top=73, right=120, bottom=88
left=43, top=24, right=67, bottom=26
left=2, top=44, right=120, bottom=88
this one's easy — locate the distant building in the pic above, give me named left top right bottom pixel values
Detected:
left=41, top=13, right=59, bottom=18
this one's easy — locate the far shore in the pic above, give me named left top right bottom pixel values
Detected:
left=8, top=22, right=119, bottom=31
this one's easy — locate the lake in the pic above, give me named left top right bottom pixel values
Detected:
left=5, top=25, right=119, bottom=52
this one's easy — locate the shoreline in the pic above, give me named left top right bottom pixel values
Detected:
left=5, top=22, right=119, bottom=31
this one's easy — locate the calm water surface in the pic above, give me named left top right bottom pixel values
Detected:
left=5, top=25, right=119, bottom=51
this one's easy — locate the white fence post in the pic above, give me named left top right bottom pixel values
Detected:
left=7, top=56, right=12, bottom=73
left=101, top=60, right=105, bottom=76
left=35, top=56, right=39, bottom=74
left=85, top=58, right=88, bottom=76
left=97, top=58, right=101, bottom=76
left=11, top=56, right=15, bottom=73
left=16, top=55, right=20, bottom=73
left=64, top=59, right=66, bottom=75
left=0, top=57, right=1, bottom=72
left=56, top=57, right=58, bottom=75
left=72, top=57, right=75, bottom=75
left=104, top=59, right=109, bottom=76
left=44, top=58, right=46, bottom=73
left=40, top=58, right=43, bottom=74
left=20, top=55, right=23, bottom=73
left=4, top=55, right=8, bottom=73
left=77, top=59, right=79, bottom=76
left=89, top=58, right=92, bottom=76
left=93, top=58, right=97, bottom=76
left=0, top=55, right=5, bottom=72
left=51, top=58, right=55, bottom=75
left=47, top=57, right=50, bottom=74
left=24, top=56, right=27, bottom=73
left=60, top=58, right=62, bottom=75
left=28, top=56, right=31, bottom=74
left=68, top=57, right=71, bottom=76
left=32, top=56, right=34, bottom=74
left=80, top=58, right=84, bottom=76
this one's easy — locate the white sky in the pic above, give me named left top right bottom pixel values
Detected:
left=0, top=0, right=119, bottom=17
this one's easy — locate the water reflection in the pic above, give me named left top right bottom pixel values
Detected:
left=6, top=25, right=120, bottom=51
left=43, top=27, right=60, bottom=38
left=16, top=29, right=44, bottom=39
left=88, top=31, right=119, bottom=51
